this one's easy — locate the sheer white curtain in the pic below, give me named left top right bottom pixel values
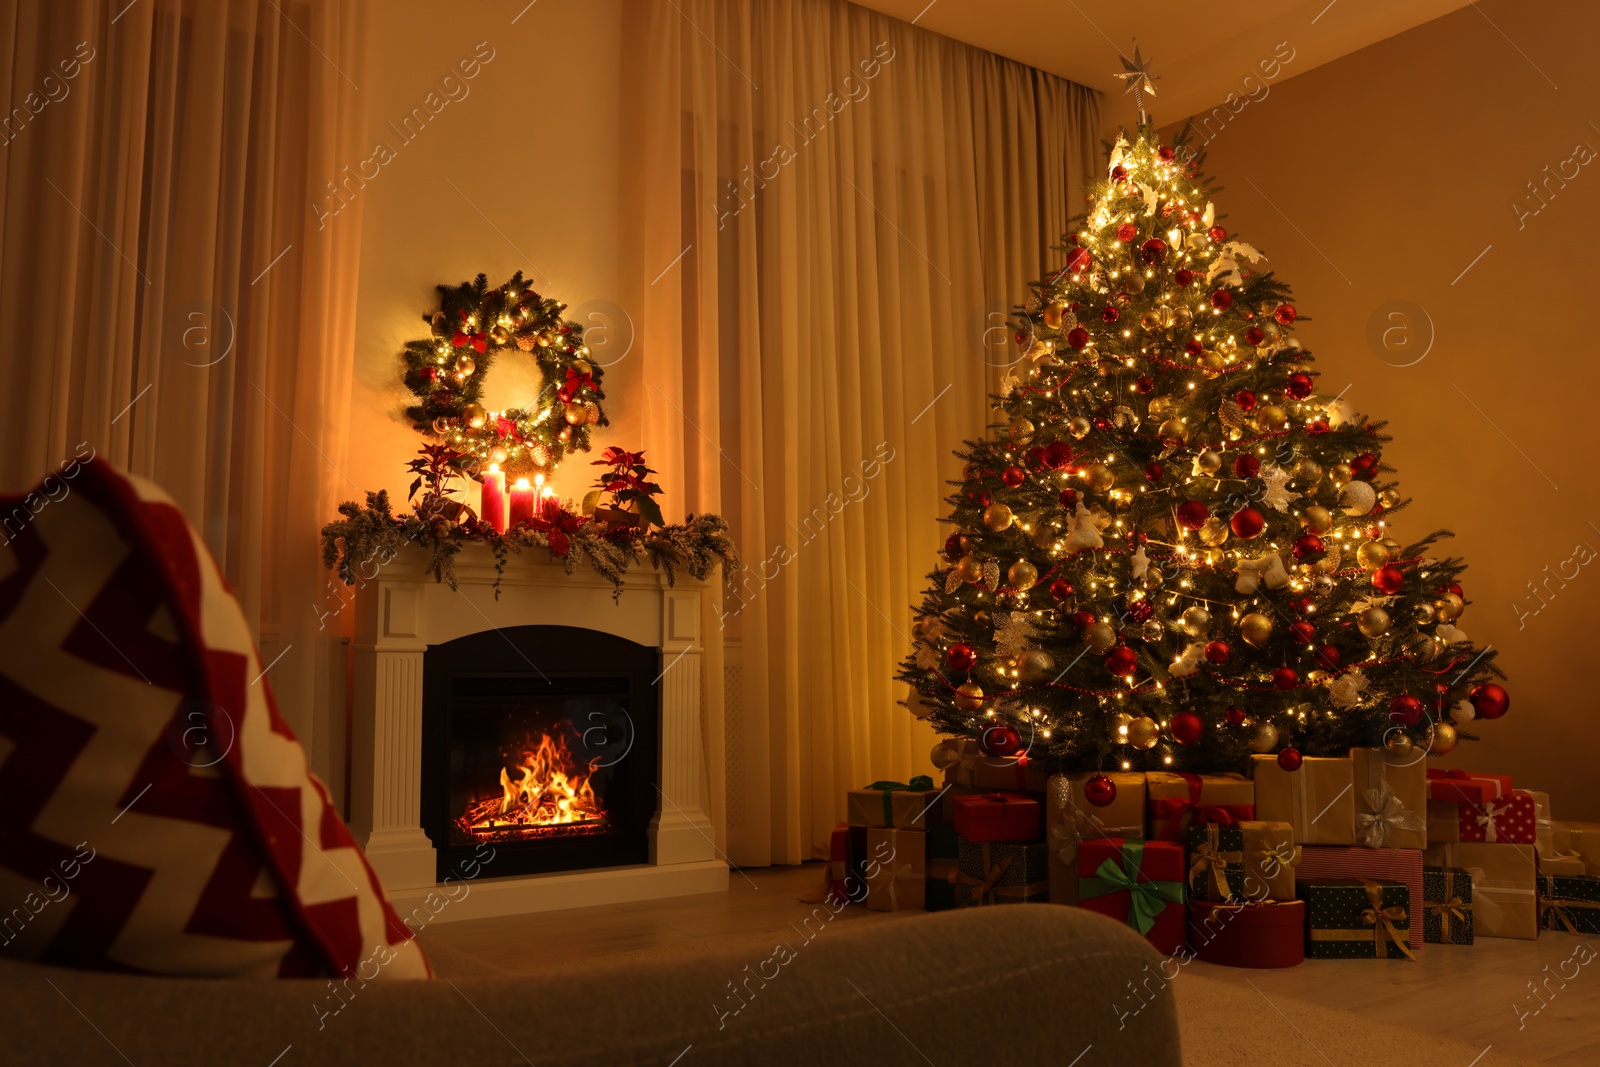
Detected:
left=625, top=0, right=1100, bottom=866
left=0, top=0, right=369, bottom=767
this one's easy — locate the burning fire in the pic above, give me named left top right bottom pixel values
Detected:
left=456, top=733, right=609, bottom=842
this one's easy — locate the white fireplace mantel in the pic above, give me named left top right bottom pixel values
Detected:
left=348, top=543, right=726, bottom=920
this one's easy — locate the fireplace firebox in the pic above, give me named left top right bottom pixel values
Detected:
left=421, top=626, right=658, bottom=882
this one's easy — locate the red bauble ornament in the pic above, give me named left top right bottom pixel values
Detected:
left=1176, top=499, right=1210, bottom=530
left=1225, top=706, right=1247, bottom=726
left=1049, top=579, right=1075, bottom=601
left=1024, top=447, right=1047, bottom=469
left=1065, top=247, right=1092, bottom=274
left=1059, top=488, right=1080, bottom=509
left=1111, top=165, right=1128, bottom=183
left=1292, top=533, right=1325, bottom=561
left=980, top=723, right=1024, bottom=758
left=1211, top=289, right=1234, bottom=310
left=943, top=534, right=962, bottom=561
left=946, top=643, right=978, bottom=672
left=1470, top=682, right=1510, bottom=719
left=1274, top=304, right=1297, bottom=325
left=420, top=365, right=440, bottom=384
left=1235, top=390, right=1258, bottom=412
left=1315, top=644, right=1342, bottom=669
left=1116, top=222, right=1137, bottom=242
left=1140, top=238, right=1168, bottom=263
left=1101, top=305, right=1120, bottom=323
left=1071, top=610, right=1096, bottom=631
left=1045, top=441, right=1074, bottom=468
left=1158, top=146, right=1176, bottom=162
left=1388, top=694, right=1424, bottom=726
left=1083, top=774, right=1118, bottom=807
left=1372, top=564, right=1405, bottom=595
left=1173, top=269, right=1195, bottom=287
left=1289, top=620, right=1316, bottom=645
left=1066, top=327, right=1091, bottom=350
left=1290, top=597, right=1313, bottom=615
left=1135, top=376, right=1155, bottom=395
left=1306, top=418, right=1330, bottom=436
left=1001, top=466, right=1026, bottom=488
left=1243, top=326, right=1265, bottom=346
left=1233, top=454, right=1261, bottom=479
left=1208, top=225, right=1227, bottom=242
left=1144, top=462, right=1164, bottom=482
left=1015, top=330, right=1028, bottom=346
left=1271, top=668, right=1299, bottom=690
left=1286, top=373, right=1314, bottom=400
left=1277, top=748, right=1303, bottom=771
left=1442, top=582, right=1464, bottom=597
left=1204, top=640, right=1232, bottom=665
left=1127, top=600, right=1154, bottom=624
left=1171, top=711, right=1204, bottom=745
left=1351, top=452, right=1378, bottom=479
left=1185, top=338, right=1205, bottom=356
left=1230, top=507, right=1266, bottom=540
left=976, top=490, right=993, bottom=508
left=1105, top=645, right=1139, bottom=677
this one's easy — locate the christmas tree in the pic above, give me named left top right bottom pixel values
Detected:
left=898, top=125, right=1509, bottom=774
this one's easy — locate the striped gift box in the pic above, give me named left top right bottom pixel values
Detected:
left=1296, top=845, right=1423, bottom=949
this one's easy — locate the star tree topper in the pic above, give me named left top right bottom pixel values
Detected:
left=1115, top=45, right=1158, bottom=123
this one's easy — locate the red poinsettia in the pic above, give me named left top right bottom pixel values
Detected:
left=587, top=447, right=664, bottom=529
left=548, top=531, right=570, bottom=557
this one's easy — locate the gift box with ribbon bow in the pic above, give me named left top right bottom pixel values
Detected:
left=1145, top=771, right=1255, bottom=843
left=1422, top=866, right=1474, bottom=945
left=864, top=828, right=926, bottom=912
left=1300, top=877, right=1414, bottom=959
left=1187, top=898, right=1306, bottom=968
left=932, top=738, right=1049, bottom=793
left=925, top=825, right=960, bottom=912
left=1240, top=822, right=1299, bottom=902
left=846, top=776, right=941, bottom=830
left=1189, top=821, right=1299, bottom=902
left=1425, top=769, right=1513, bottom=806
left=1077, top=838, right=1187, bottom=954
left=1349, top=747, right=1427, bottom=850
left=1251, top=754, right=1355, bottom=846
left=953, top=792, right=1042, bottom=843
left=956, top=838, right=1049, bottom=906
left=1046, top=773, right=1146, bottom=906
left=1551, top=821, right=1600, bottom=878
left=1431, top=790, right=1537, bottom=845
left=1539, top=873, right=1600, bottom=935
left=1424, top=842, right=1538, bottom=940
left=1296, top=845, right=1423, bottom=948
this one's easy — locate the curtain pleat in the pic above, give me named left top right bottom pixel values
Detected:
left=627, top=0, right=1100, bottom=866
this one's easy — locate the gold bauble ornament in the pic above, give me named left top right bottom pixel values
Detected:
left=1402, top=631, right=1439, bottom=662
left=1429, top=721, right=1460, bottom=755
left=1180, top=606, right=1212, bottom=637
left=1148, top=395, right=1175, bottom=419
left=1356, top=540, right=1391, bottom=568
left=1200, top=517, right=1230, bottom=547
left=1381, top=536, right=1402, bottom=554
left=1127, top=716, right=1160, bottom=750
left=490, top=447, right=508, bottom=465
left=955, top=554, right=984, bottom=583
left=1303, top=505, right=1333, bottom=534
left=1140, top=309, right=1164, bottom=332
left=461, top=403, right=488, bottom=429
left=1294, top=458, right=1323, bottom=485
left=1314, top=575, right=1335, bottom=596
left=431, top=416, right=453, bottom=435
left=430, top=311, right=450, bottom=337
left=1009, top=417, right=1035, bottom=444
left=1255, top=404, right=1288, bottom=430
left=1110, top=711, right=1134, bottom=740
left=1017, top=649, right=1055, bottom=685
left=1435, top=592, right=1465, bottom=622
left=1385, top=731, right=1415, bottom=757
left=1032, top=523, right=1058, bottom=550
left=1357, top=607, right=1391, bottom=638
left=1085, top=464, right=1115, bottom=493
left=1141, top=618, right=1165, bottom=642
left=1378, top=488, right=1401, bottom=509
left=456, top=355, right=477, bottom=377
left=1158, top=418, right=1189, bottom=445
left=1120, top=272, right=1146, bottom=295
left=558, top=425, right=574, bottom=443
left=1415, top=603, right=1437, bottom=626
left=1248, top=722, right=1279, bottom=754
left=1085, top=621, right=1117, bottom=654
left=488, top=324, right=511, bottom=346
left=1240, top=612, right=1273, bottom=647
left=1197, top=450, right=1223, bottom=475
left=1201, top=351, right=1227, bottom=378
left=1172, top=306, right=1194, bottom=329
left=564, top=402, right=590, bottom=426
left=1329, top=463, right=1352, bottom=487
left=572, top=359, right=593, bottom=377
left=1141, top=569, right=1165, bottom=591
left=954, top=682, right=985, bottom=711
left=1007, top=560, right=1039, bottom=589
left=1069, top=416, right=1092, bottom=439
left=958, top=532, right=978, bottom=553
left=1042, top=303, right=1065, bottom=329
left=983, top=503, right=1015, bottom=532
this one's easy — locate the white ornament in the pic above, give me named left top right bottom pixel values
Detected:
left=1325, top=397, right=1362, bottom=429
left=1235, top=552, right=1290, bottom=594
left=1131, top=544, right=1151, bottom=581
left=906, top=688, right=936, bottom=719
left=1339, top=480, right=1377, bottom=516
left=1436, top=623, right=1470, bottom=645
left=1204, top=240, right=1265, bottom=288
left=1203, top=201, right=1216, bottom=229
left=1259, top=464, right=1297, bottom=512
left=1329, top=669, right=1370, bottom=709
left=993, top=612, right=1039, bottom=657
left=1450, top=698, right=1477, bottom=724
left=915, top=641, right=943, bottom=671
left=1169, top=641, right=1205, bottom=679
left=1064, top=502, right=1104, bottom=553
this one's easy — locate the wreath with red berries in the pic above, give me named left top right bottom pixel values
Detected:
left=401, top=272, right=606, bottom=478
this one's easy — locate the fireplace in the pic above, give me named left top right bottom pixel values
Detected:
left=421, top=626, right=657, bottom=881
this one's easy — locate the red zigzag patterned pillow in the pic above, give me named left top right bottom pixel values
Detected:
left=0, top=457, right=429, bottom=979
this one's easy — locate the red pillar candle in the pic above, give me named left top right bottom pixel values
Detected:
left=508, top=477, right=536, bottom=528
left=479, top=464, right=507, bottom=533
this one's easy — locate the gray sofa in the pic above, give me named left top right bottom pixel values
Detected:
left=0, top=905, right=1181, bottom=1065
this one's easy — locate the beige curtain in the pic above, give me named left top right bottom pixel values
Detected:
left=0, top=0, right=368, bottom=768
left=626, top=0, right=1100, bottom=866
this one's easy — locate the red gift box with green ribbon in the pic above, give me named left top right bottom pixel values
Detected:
left=1077, top=838, right=1187, bottom=954
left=952, top=792, right=1042, bottom=843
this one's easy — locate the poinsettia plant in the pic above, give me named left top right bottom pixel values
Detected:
left=584, top=447, right=664, bottom=529
left=407, top=443, right=475, bottom=522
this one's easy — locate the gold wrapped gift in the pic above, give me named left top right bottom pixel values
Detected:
left=1251, top=754, right=1355, bottom=845
left=1350, top=747, right=1427, bottom=850
left=1239, top=821, right=1299, bottom=901
left=1424, top=841, right=1538, bottom=940
left=864, top=828, right=926, bottom=911
left=1045, top=772, right=1145, bottom=905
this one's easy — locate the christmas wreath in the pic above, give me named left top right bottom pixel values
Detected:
left=402, top=271, right=606, bottom=477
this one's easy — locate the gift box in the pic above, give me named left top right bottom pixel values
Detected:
left=1541, top=852, right=1588, bottom=877
left=846, top=777, right=941, bottom=829
left=932, top=738, right=1049, bottom=793
left=1527, top=790, right=1556, bottom=856
left=939, top=784, right=985, bottom=825
left=1046, top=773, right=1145, bottom=906
left=1350, top=747, right=1427, bottom=850
left=1454, top=790, right=1537, bottom=845
left=1145, top=771, right=1254, bottom=843
left=1077, top=838, right=1187, bottom=954
left=1427, top=800, right=1463, bottom=844
left=1425, top=769, right=1513, bottom=806
left=1300, top=877, right=1413, bottom=959
left=1187, top=823, right=1245, bottom=902
left=1187, top=899, right=1306, bottom=968
left=864, top=828, right=926, bottom=911
left=1556, top=821, right=1600, bottom=877
left=925, top=825, right=960, bottom=912
left=1539, top=873, right=1600, bottom=935
left=953, top=792, right=1042, bottom=843
left=1251, top=755, right=1355, bottom=846
left=848, top=825, right=868, bottom=890
left=1424, top=842, right=1539, bottom=940
left=1297, top=845, right=1423, bottom=948
left=956, top=838, right=1049, bottom=906
left=1422, top=866, right=1474, bottom=945
left=825, top=822, right=860, bottom=905
left=1239, top=821, right=1299, bottom=902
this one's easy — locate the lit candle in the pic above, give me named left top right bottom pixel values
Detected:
left=480, top=463, right=507, bottom=533
left=508, top=477, right=537, bottom=528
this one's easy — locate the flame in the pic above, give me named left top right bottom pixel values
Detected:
left=456, top=733, right=608, bottom=842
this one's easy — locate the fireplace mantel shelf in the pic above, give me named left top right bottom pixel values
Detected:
left=348, top=542, right=726, bottom=921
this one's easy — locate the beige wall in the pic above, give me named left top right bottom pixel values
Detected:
left=1171, top=0, right=1600, bottom=818
left=346, top=0, right=639, bottom=511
